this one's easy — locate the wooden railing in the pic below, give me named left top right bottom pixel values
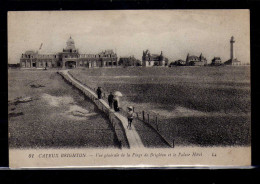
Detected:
left=58, top=71, right=130, bottom=148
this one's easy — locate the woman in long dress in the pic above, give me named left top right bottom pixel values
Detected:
left=113, top=96, right=120, bottom=112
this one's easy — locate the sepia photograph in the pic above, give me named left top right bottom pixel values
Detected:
left=8, top=10, right=251, bottom=168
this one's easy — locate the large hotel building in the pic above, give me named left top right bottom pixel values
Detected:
left=20, top=36, right=118, bottom=69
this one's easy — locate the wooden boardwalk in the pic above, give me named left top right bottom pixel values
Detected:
left=60, top=70, right=144, bottom=149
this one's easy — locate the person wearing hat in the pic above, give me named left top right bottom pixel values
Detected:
left=113, top=96, right=120, bottom=112
left=96, top=87, right=102, bottom=99
left=127, top=106, right=134, bottom=129
left=108, top=92, right=114, bottom=108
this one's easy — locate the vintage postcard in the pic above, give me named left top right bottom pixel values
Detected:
left=8, top=10, right=251, bottom=168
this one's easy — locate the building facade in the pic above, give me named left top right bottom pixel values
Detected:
left=186, top=53, right=207, bottom=66
left=118, top=56, right=141, bottom=66
left=142, top=50, right=166, bottom=67
left=211, top=57, right=222, bottom=66
left=173, top=59, right=186, bottom=66
left=20, top=37, right=118, bottom=69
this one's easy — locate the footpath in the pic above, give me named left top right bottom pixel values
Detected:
left=59, top=70, right=144, bottom=149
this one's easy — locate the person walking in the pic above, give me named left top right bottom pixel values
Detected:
left=127, top=106, right=134, bottom=129
left=108, top=92, right=114, bottom=108
left=113, top=96, right=120, bottom=112
left=96, top=87, right=102, bottom=99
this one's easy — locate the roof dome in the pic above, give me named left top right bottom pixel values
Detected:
left=67, top=36, right=75, bottom=45
left=65, top=36, right=76, bottom=50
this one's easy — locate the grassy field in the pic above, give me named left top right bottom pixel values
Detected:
left=8, top=69, right=119, bottom=149
left=70, top=66, right=251, bottom=146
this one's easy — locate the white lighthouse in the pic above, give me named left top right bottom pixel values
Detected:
left=224, top=36, right=241, bottom=65
left=230, top=36, right=235, bottom=60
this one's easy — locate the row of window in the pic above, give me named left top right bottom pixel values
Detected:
left=21, top=59, right=53, bottom=62
left=21, top=54, right=57, bottom=59
left=38, top=55, right=57, bottom=58
left=22, top=61, right=52, bottom=64
left=188, top=60, right=206, bottom=62
left=77, top=60, right=115, bottom=64
left=21, top=61, right=54, bottom=67
left=21, top=54, right=35, bottom=59
left=22, top=54, right=116, bottom=59
left=143, top=57, right=163, bottom=61
left=145, top=61, right=165, bottom=65
left=78, top=54, right=115, bottom=58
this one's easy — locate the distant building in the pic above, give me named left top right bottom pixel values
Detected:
left=211, top=57, right=222, bottom=66
left=118, top=56, right=141, bottom=66
left=142, top=50, right=166, bottom=67
left=20, top=36, right=118, bottom=69
left=169, top=59, right=186, bottom=67
left=175, top=59, right=186, bottom=66
left=186, top=53, right=207, bottom=66
left=224, top=58, right=241, bottom=65
left=224, top=36, right=241, bottom=65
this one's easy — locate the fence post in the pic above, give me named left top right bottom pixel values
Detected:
left=156, top=116, right=158, bottom=131
left=136, top=112, right=139, bottom=119
left=147, top=113, right=150, bottom=124
left=111, top=117, right=114, bottom=128
left=142, top=111, right=145, bottom=122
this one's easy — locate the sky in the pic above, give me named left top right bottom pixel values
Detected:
left=8, top=10, right=250, bottom=64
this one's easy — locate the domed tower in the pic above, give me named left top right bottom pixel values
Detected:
left=64, top=36, right=77, bottom=53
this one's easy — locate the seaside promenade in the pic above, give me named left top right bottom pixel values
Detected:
left=59, top=70, right=144, bottom=149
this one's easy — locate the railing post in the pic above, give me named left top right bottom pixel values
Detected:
left=110, top=114, right=114, bottom=127
left=142, top=111, right=145, bottom=122
left=156, top=116, right=158, bottom=131
left=147, top=113, right=150, bottom=124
